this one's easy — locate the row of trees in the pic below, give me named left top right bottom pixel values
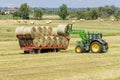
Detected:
left=74, top=5, right=116, bottom=20
left=12, top=3, right=120, bottom=20
left=13, top=3, right=43, bottom=20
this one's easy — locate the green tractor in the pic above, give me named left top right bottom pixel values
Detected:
left=68, top=25, right=108, bottom=53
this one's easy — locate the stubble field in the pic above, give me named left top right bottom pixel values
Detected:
left=0, top=20, right=120, bottom=80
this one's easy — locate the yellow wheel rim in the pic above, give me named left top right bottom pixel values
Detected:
left=92, top=44, right=100, bottom=52
left=76, top=47, right=81, bottom=53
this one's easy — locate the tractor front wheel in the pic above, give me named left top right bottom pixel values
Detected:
left=75, top=45, right=84, bottom=53
left=90, top=42, right=103, bottom=53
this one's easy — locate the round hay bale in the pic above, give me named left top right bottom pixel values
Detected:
left=56, top=36, right=62, bottom=46
left=52, top=27, right=58, bottom=36
left=23, top=27, right=36, bottom=38
left=15, top=27, right=25, bottom=35
left=39, top=36, right=46, bottom=47
left=50, top=36, right=57, bottom=46
left=24, top=20, right=27, bottom=23
left=44, top=36, right=51, bottom=46
left=59, top=36, right=69, bottom=47
left=46, top=21, right=50, bottom=24
left=33, top=38, right=40, bottom=47
left=72, top=20, right=75, bottom=24
left=31, top=21, right=35, bottom=24
left=36, top=26, right=43, bottom=37
left=45, top=26, right=52, bottom=36
left=17, top=20, right=21, bottom=23
left=41, top=26, right=46, bottom=36
left=57, top=24, right=69, bottom=37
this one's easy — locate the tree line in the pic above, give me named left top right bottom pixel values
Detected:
left=1, top=3, right=120, bottom=20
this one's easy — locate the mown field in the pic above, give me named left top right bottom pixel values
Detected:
left=0, top=20, right=120, bottom=80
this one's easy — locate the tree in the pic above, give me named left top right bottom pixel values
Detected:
left=76, top=11, right=85, bottom=20
left=19, top=3, right=30, bottom=19
left=90, top=9, right=99, bottom=19
left=58, top=4, right=69, bottom=20
left=13, top=11, right=20, bottom=18
left=114, top=10, right=120, bottom=21
left=34, top=9, right=43, bottom=20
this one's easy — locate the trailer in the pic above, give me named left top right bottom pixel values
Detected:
left=16, top=34, right=70, bottom=53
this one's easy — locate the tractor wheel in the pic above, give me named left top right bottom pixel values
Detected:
left=90, top=42, right=103, bottom=53
left=104, top=40, right=109, bottom=51
left=75, top=45, right=84, bottom=53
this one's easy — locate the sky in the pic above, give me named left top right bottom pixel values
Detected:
left=0, top=0, right=120, bottom=8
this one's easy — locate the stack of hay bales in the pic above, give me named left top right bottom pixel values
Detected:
left=15, top=24, right=71, bottom=48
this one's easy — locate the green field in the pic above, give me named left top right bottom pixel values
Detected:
left=0, top=20, right=120, bottom=80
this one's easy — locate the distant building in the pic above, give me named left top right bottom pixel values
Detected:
left=4, top=8, right=18, bottom=14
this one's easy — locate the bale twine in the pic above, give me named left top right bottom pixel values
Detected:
left=57, top=24, right=69, bottom=37
left=52, top=27, right=58, bottom=36
left=45, top=26, right=52, bottom=36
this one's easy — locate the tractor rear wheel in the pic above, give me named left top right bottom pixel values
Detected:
left=75, top=45, right=84, bottom=53
left=90, top=42, right=103, bottom=53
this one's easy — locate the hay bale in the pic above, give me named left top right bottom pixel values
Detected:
left=36, top=26, right=44, bottom=37
left=15, top=27, right=25, bottom=35
left=52, top=27, right=58, bottom=36
left=46, top=20, right=52, bottom=24
left=33, top=36, right=46, bottom=47
left=43, top=36, right=51, bottom=46
left=41, top=26, right=46, bottom=36
left=23, top=27, right=36, bottom=38
left=72, top=20, right=75, bottom=24
left=50, top=36, right=57, bottom=46
left=49, top=20, right=52, bottom=23
left=45, top=26, right=52, bottom=36
left=80, top=19, right=85, bottom=21
left=24, top=20, right=27, bottom=23
left=46, top=21, right=50, bottom=24
left=59, top=36, right=68, bottom=46
left=31, top=21, right=35, bottom=24
left=17, top=20, right=21, bottom=23
left=33, top=38, right=40, bottom=47
left=56, top=37, right=62, bottom=46
left=57, top=24, right=69, bottom=37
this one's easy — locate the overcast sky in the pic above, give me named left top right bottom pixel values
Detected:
left=0, top=0, right=120, bottom=8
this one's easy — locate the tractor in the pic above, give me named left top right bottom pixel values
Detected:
left=68, top=24, right=108, bottom=53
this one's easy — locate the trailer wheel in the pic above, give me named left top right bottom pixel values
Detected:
left=54, top=49, right=60, bottom=52
left=24, top=50, right=30, bottom=54
left=34, top=49, right=39, bottom=54
left=56, top=49, right=60, bottom=52
left=90, top=41, right=103, bottom=53
left=75, top=45, right=84, bottom=53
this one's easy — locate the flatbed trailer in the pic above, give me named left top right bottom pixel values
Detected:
left=17, top=34, right=69, bottom=53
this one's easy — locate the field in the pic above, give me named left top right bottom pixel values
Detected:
left=0, top=20, right=120, bottom=80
